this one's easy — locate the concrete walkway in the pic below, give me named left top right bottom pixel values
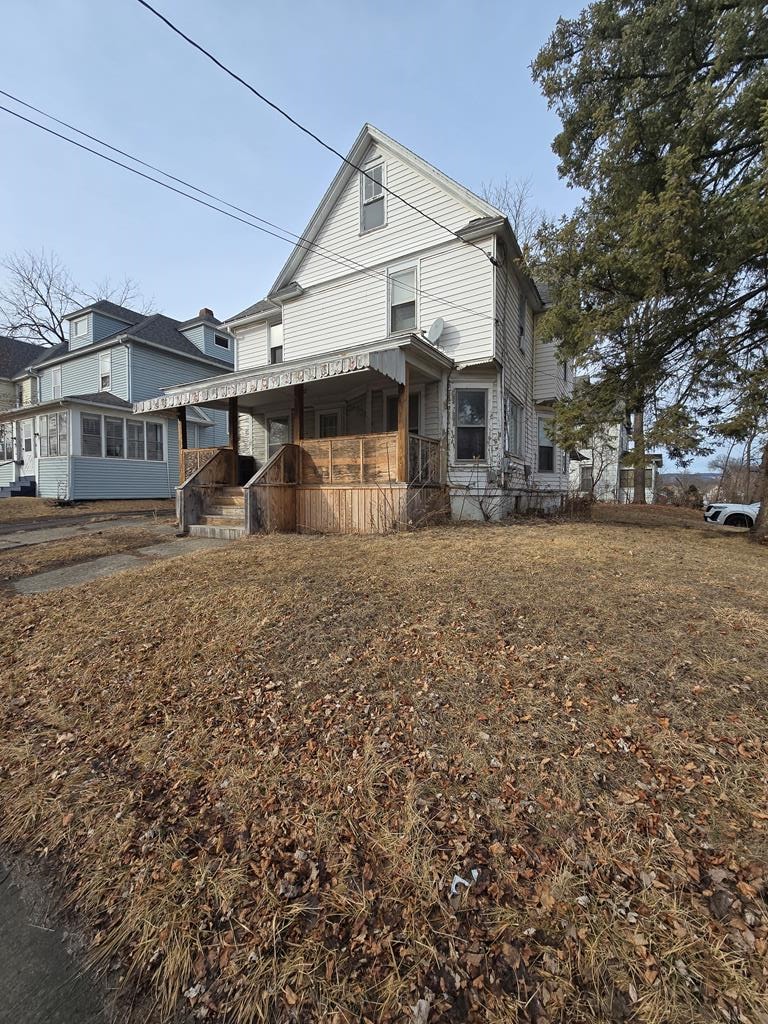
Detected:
left=0, top=863, right=107, bottom=1024
left=12, top=537, right=229, bottom=594
left=0, top=517, right=170, bottom=552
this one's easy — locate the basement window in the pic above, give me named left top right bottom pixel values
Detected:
left=361, top=163, right=385, bottom=232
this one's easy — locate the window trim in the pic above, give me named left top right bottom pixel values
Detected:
left=579, top=463, right=594, bottom=492
left=360, top=161, right=386, bottom=234
left=537, top=416, right=556, bottom=473
left=214, top=333, right=230, bottom=350
left=104, top=416, right=126, bottom=459
left=454, top=387, right=488, bottom=463
left=126, top=419, right=146, bottom=461
left=72, top=316, right=88, bottom=339
left=504, top=392, right=524, bottom=458
left=268, top=321, right=283, bottom=364
left=145, top=421, right=164, bottom=462
left=52, top=366, right=62, bottom=399
left=387, top=263, right=418, bottom=336
left=81, top=412, right=104, bottom=458
left=99, top=350, right=112, bottom=392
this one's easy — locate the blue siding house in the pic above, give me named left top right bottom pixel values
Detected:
left=0, top=301, right=234, bottom=500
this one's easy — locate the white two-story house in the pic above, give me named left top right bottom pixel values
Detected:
left=0, top=301, right=234, bottom=501
left=136, top=125, right=572, bottom=536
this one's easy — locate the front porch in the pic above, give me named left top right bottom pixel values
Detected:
left=144, top=335, right=452, bottom=537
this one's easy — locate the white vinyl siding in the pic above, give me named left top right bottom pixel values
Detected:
left=235, top=321, right=269, bottom=372
left=297, top=143, right=485, bottom=289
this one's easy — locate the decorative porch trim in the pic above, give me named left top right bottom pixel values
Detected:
left=134, top=348, right=405, bottom=415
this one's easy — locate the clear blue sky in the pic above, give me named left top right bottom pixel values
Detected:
left=1, top=0, right=582, bottom=321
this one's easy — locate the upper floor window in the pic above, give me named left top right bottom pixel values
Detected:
left=269, top=322, right=283, bottom=364
left=214, top=334, right=230, bottom=350
left=52, top=366, right=62, bottom=399
left=361, top=163, right=385, bottom=232
left=456, top=389, right=487, bottom=461
left=72, top=316, right=88, bottom=339
left=15, top=383, right=23, bottom=407
left=99, top=351, right=111, bottom=391
left=389, top=267, right=417, bottom=333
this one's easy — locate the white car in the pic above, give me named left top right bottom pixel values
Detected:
left=704, top=501, right=760, bottom=528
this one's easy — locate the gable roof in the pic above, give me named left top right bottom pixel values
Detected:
left=0, top=336, right=46, bottom=379
left=63, top=299, right=144, bottom=324
left=269, top=123, right=504, bottom=297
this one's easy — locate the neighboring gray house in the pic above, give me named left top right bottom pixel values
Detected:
left=569, top=412, right=662, bottom=503
left=0, top=301, right=234, bottom=500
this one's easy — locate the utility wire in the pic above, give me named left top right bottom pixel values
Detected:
left=134, top=0, right=497, bottom=265
left=0, top=98, right=496, bottom=323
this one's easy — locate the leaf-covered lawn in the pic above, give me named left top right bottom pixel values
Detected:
left=1, top=521, right=766, bottom=1023
left=0, top=497, right=174, bottom=524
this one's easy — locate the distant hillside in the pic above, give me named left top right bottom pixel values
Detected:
left=658, top=472, right=719, bottom=491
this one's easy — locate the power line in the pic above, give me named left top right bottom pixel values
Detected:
left=134, top=0, right=497, bottom=265
left=0, top=97, right=496, bottom=324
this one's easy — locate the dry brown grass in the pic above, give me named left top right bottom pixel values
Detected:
left=591, top=502, right=707, bottom=530
left=0, top=497, right=174, bottom=524
left=0, top=525, right=170, bottom=582
left=1, top=520, right=767, bottom=1023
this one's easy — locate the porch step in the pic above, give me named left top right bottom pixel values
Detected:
left=0, top=475, right=37, bottom=499
left=204, top=504, right=244, bottom=520
left=220, top=487, right=245, bottom=497
left=215, top=494, right=245, bottom=507
left=188, top=523, right=245, bottom=541
left=199, top=514, right=245, bottom=527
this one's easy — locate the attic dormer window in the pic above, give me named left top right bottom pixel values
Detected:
left=361, top=163, right=385, bottom=232
left=214, top=334, right=230, bottom=350
left=72, top=316, right=87, bottom=339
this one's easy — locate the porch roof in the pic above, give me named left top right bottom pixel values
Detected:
left=133, top=334, right=453, bottom=417
left=0, top=393, right=214, bottom=424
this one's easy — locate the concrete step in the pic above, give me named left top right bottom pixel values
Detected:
left=189, top=523, right=245, bottom=541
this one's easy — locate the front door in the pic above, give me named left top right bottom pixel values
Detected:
left=21, top=419, right=35, bottom=477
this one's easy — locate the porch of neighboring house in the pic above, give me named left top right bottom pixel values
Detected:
left=141, top=338, right=451, bottom=538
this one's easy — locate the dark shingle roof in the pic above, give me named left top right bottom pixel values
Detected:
left=226, top=298, right=279, bottom=323
left=125, top=315, right=232, bottom=369
left=0, top=336, right=46, bottom=378
left=29, top=341, right=68, bottom=368
left=63, top=300, right=144, bottom=324
left=67, top=391, right=133, bottom=409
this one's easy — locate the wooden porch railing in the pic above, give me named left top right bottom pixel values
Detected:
left=181, top=446, right=222, bottom=481
left=244, top=444, right=299, bottom=533
left=408, top=434, right=442, bottom=485
left=177, top=447, right=236, bottom=533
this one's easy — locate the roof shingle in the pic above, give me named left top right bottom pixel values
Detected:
left=0, top=336, right=46, bottom=378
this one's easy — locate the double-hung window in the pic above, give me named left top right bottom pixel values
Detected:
left=81, top=413, right=103, bottom=457
left=537, top=417, right=555, bottom=472
left=580, top=464, right=594, bottom=491
left=455, top=389, right=487, bottom=461
left=0, top=425, right=13, bottom=461
left=72, top=316, right=87, bottom=339
left=52, top=366, right=62, bottom=399
left=389, top=267, right=416, bottom=333
left=268, top=322, right=283, bottom=364
left=619, top=468, right=652, bottom=490
left=360, top=163, right=385, bottom=232
left=127, top=420, right=145, bottom=459
left=99, top=351, right=112, bottom=391
left=105, top=417, right=125, bottom=458
left=146, top=422, right=164, bottom=461
left=504, top=393, right=523, bottom=457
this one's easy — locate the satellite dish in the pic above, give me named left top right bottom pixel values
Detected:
left=426, top=317, right=445, bottom=344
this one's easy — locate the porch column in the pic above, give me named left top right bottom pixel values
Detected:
left=291, top=384, right=304, bottom=443
left=177, top=407, right=187, bottom=484
left=397, top=364, right=410, bottom=482
left=228, top=397, right=239, bottom=451
left=228, top=397, right=238, bottom=485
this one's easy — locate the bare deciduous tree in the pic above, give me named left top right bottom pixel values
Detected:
left=0, top=249, right=152, bottom=347
left=480, top=176, right=545, bottom=256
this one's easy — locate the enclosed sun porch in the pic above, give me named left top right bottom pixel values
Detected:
left=134, top=336, right=452, bottom=537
